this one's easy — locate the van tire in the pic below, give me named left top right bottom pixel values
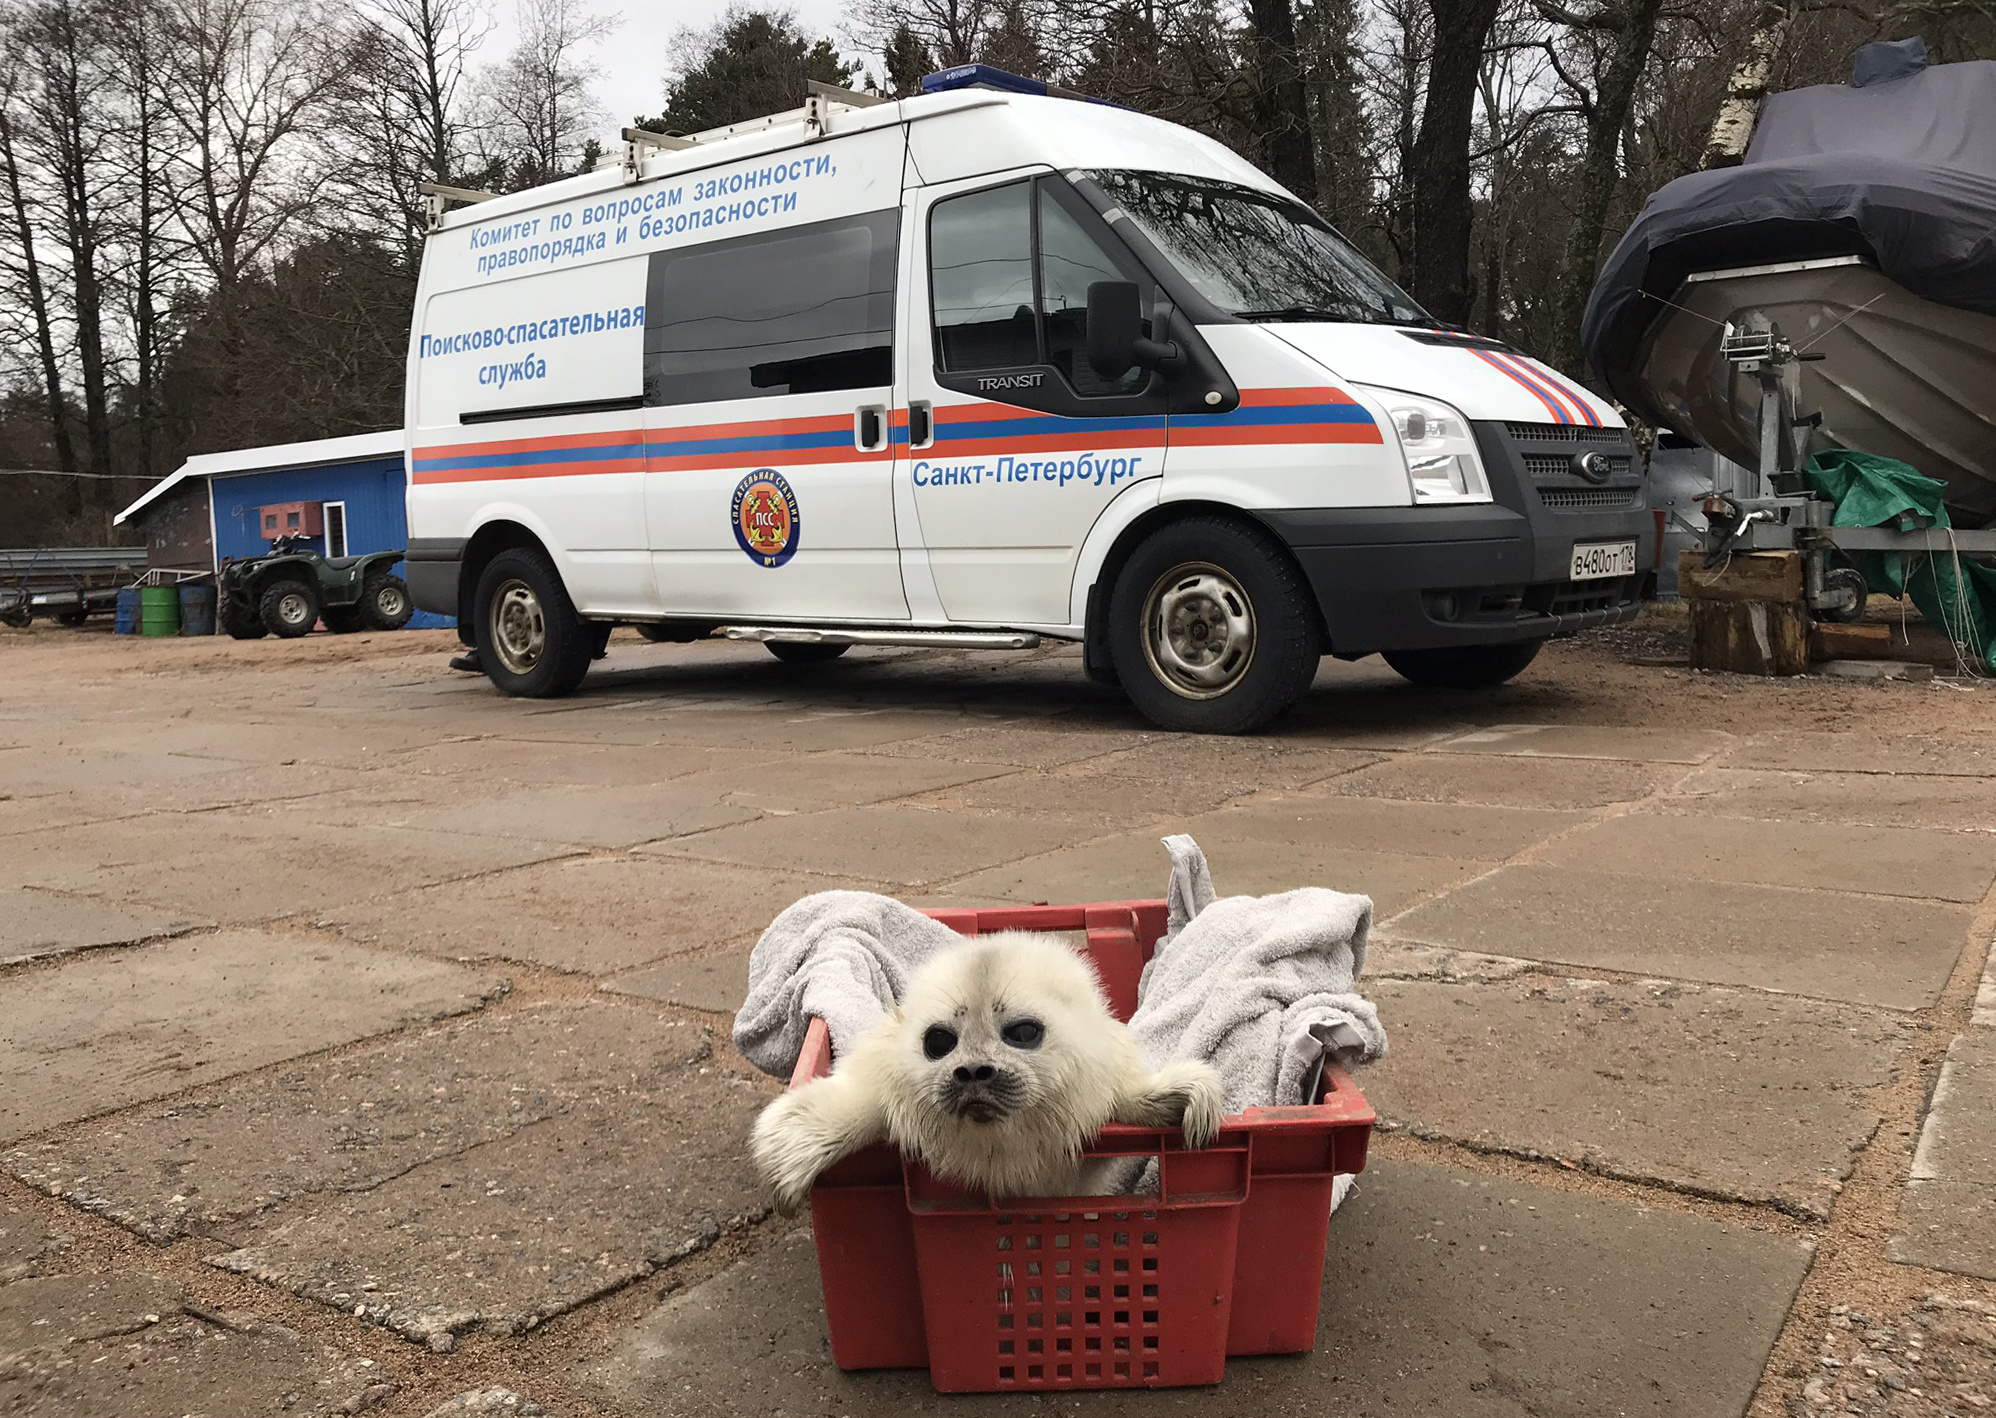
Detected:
left=766, top=641, right=850, bottom=665
left=474, top=547, right=593, bottom=697
left=1107, top=517, right=1320, bottom=734
left=1383, top=640, right=1542, bottom=690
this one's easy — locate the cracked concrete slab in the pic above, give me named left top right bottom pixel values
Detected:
left=945, top=828, right=1492, bottom=920
left=0, top=1296, right=392, bottom=1418
left=1659, top=768, right=1996, bottom=834
left=864, top=723, right=1153, bottom=768
left=0, top=931, right=506, bottom=1144
left=6, top=811, right=572, bottom=920
left=1384, top=864, right=1967, bottom=1009
left=678, top=751, right=1019, bottom=811
left=0, top=888, right=198, bottom=965
left=367, top=737, right=772, bottom=788
left=1085, top=741, right=1382, bottom=789
left=525, top=707, right=967, bottom=753
left=1730, top=731, right=1996, bottom=777
left=1535, top=812, right=1996, bottom=904
left=1892, top=1030, right=1996, bottom=1279
left=0, top=1207, right=66, bottom=1283
left=912, top=768, right=1265, bottom=825
left=327, top=856, right=833, bottom=976
left=1326, top=752, right=1671, bottom=810
left=647, top=804, right=1110, bottom=886
left=208, top=1051, right=772, bottom=1342
left=603, top=950, right=751, bottom=1016
left=1212, top=791, right=1586, bottom=861
left=1363, top=976, right=1912, bottom=1216
left=1435, top=723, right=1730, bottom=764
left=321, top=778, right=765, bottom=850
left=4, top=1002, right=710, bottom=1244
left=0, top=1271, right=185, bottom=1361
left=573, top=1159, right=1810, bottom=1416
left=0, top=748, right=249, bottom=799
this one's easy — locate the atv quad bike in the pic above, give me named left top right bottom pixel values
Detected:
left=218, top=535, right=413, bottom=639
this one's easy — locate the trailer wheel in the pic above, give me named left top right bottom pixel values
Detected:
left=360, top=573, right=413, bottom=631
left=1383, top=640, right=1542, bottom=690
left=56, top=610, right=90, bottom=627
left=2, top=607, right=31, bottom=629
left=474, top=547, right=593, bottom=697
left=766, top=641, right=850, bottom=665
left=259, top=579, right=320, bottom=638
left=1107, top=517, right=1321, bottom=734
left=1818, top=566, right=1868, bottom=624
left=221, top=595, right=267, bottom=639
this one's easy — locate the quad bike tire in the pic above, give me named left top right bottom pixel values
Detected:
left=360, top=572, right=413, bottom=631
left=259, top=579, right=320, bottom=638
left=221, top=595, right=267, bottom=639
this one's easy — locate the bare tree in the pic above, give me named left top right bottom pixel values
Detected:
left=0, top=90, right=80, bottom=490
left=158, top=0, right=359, bottom=291
left=476, top=0, right=614, bottom=190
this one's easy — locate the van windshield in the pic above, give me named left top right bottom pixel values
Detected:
left=1086, top=170, right=1428, bottom=326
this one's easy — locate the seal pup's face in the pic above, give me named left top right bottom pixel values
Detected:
left=894, top=932, right=1106, bottom=1131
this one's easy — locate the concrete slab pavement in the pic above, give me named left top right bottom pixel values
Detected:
left=1535, top=812, right=1996, bottom=904
left=1323, top=751, right=1674, bottom=810
left=1363, top=976, right=1913, bottom=1216
left=3, top=1003, right=715, bottom=1244
left=1659, top=767, right=1996, bottom=833
left=573, top=1159, right=1812, bottom=1417
left=0, top=932, right=506, bottom=1144
left=0, top=888, right=198, bottom=965
left=1892, top=1029, right=1996, bottom=1281
left=327, top=856, right=844, bottom=976
left=1384, top=863, right=1969, bottom=1009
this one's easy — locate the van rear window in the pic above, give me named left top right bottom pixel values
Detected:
left=644, top=210, right=898, bottom=405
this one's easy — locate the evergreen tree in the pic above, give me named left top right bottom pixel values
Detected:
left=643, top=8, right=858, bottom=134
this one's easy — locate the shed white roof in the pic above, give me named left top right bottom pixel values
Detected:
left=115, top=429, right=405, bottom=526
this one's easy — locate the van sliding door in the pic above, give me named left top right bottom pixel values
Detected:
left=642, top=200, right=909, bottom=622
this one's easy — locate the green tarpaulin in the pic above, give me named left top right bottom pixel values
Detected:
left=1805, top=449, right=1996, bottom=673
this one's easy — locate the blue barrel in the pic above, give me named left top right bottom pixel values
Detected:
left=178, top=584, right=216, bottom=636
left=114, top=587, right=141, bottom=634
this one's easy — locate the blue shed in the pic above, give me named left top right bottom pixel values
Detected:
left=115, top=430, right=453, bottom=629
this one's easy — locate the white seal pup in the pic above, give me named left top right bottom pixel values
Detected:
left=752, top=931, right=1223, bottom=1214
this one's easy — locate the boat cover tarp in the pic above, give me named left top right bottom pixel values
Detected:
left=1582, top=58, right=1996, bottom=398
left=1806, top=448, right=1996, bottom=671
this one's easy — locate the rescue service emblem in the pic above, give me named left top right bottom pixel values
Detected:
left=731, top=470, right=800, bottom=567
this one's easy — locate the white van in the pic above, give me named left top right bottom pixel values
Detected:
left=404, top=66, right=1653, bottom=732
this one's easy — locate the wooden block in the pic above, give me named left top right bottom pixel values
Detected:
left=1689, top=596, right=1811, bottom=675
left=1678, top=550, right=1804, bottom=604
left=1810, top=623, right=1893, bottom=661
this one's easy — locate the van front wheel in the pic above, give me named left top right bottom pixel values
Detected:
left=475, top=548, right=594, bottom=698
left=1107, top=518, right=1320, bottom=734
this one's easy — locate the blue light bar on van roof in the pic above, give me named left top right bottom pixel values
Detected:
left=920, top=64, right=1098, bottom=103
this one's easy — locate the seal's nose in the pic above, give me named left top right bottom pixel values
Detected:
left=953, top=1064, right=996, bottom=1083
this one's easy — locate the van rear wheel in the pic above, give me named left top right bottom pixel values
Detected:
left=1383, top=640, right=1543, bottom=690
left=475, top=548, right=594, bottom=697
left=1107, top=517, right=1320, bottom=734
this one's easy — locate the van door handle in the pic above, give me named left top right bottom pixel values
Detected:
left=908, top=400, right=933, bottom=449
left=855, top=404, right=886, bottom=451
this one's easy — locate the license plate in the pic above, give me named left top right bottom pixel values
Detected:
left=1570, top=540, right=1637, bottom=580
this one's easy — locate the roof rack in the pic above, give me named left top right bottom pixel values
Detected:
left=419, top=181, right=498, bottom=232
left=619, top=80, right=887, bottom=183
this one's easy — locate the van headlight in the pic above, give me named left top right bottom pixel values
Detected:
left=1358, top=387, right=1491, bottom=503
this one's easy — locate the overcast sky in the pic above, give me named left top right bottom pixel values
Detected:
left=557, top=0, right=859, bottom=133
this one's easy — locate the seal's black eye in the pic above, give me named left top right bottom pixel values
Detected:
left=1001, top=1019, right=1044, bottom=1049
left=922, top=1025, right=958, bottom=1060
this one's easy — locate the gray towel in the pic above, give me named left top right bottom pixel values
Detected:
left=1130, top=835, right=1387, bottom=1114
left=732, top=889, right=963, bottom=1078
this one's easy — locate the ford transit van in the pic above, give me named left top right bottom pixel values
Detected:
left=405, top=66, right=1653, bottom=732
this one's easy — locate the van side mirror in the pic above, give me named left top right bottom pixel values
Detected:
left=1087, top=281, right=1177, bottom=378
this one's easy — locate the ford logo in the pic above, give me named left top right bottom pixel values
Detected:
left=1571, top=451, right=1614, bottom=484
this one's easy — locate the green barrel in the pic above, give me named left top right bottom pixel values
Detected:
left=139, top=585, right=181, bottom=637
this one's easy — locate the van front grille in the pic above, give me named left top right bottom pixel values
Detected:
left=1540, top=486, right=1640, bottom=512
left=1523, top=454, right=1634, bottom=482
left=1506, top=422, right=1627, bottom=445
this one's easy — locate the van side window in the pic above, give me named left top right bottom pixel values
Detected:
left=928, top=179, right=1149, bottom=398
left=645, top=210, right=897, bottom=406
left=1037, top=188, right=1146, bottom=397
left=929, top=182, right=1037, bottom=374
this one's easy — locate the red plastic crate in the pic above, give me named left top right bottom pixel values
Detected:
left=792, top=899, right=1376, bottom=1392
